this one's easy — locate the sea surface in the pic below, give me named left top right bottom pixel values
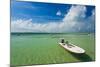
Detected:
left=11, top=33, right=95, bottom=66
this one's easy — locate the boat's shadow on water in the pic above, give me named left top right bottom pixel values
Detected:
left=69, top=52, right=93, bottom=62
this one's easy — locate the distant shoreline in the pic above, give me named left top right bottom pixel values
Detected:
left=11, top=32, right=95, bottom=35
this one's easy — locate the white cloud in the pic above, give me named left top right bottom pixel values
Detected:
left=11, top=5, right=95, bottom=33
left=56, top=10, right=62, bottom=16
left=60, top=5, right=86, bottom=32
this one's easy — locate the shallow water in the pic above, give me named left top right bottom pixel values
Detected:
left=11, top=33, right=95, bottom=66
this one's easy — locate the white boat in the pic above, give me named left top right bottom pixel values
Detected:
left=59, top=42, right=85, bottom=54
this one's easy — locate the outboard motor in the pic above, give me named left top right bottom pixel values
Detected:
left=61, top=38, right=64, bottom=43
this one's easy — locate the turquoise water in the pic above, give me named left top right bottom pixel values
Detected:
left=11, top=33, right=95, bottom=66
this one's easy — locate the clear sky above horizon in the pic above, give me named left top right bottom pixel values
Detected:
left=11, top=0, right=95, bottom=33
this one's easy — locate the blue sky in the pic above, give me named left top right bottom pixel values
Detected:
left=11, top=1, right=71, bottom=23
left=11, top=1, right=95, bottom=33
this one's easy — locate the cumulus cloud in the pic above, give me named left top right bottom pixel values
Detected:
left=56, top=10, right=62, bottom=16
left=11, top=5, right=95, bottom=33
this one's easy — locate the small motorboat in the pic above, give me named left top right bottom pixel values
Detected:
left=59, top=38, right=85, bottom=54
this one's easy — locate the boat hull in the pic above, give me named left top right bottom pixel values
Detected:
left=59, top=43, right=85, bottom=54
